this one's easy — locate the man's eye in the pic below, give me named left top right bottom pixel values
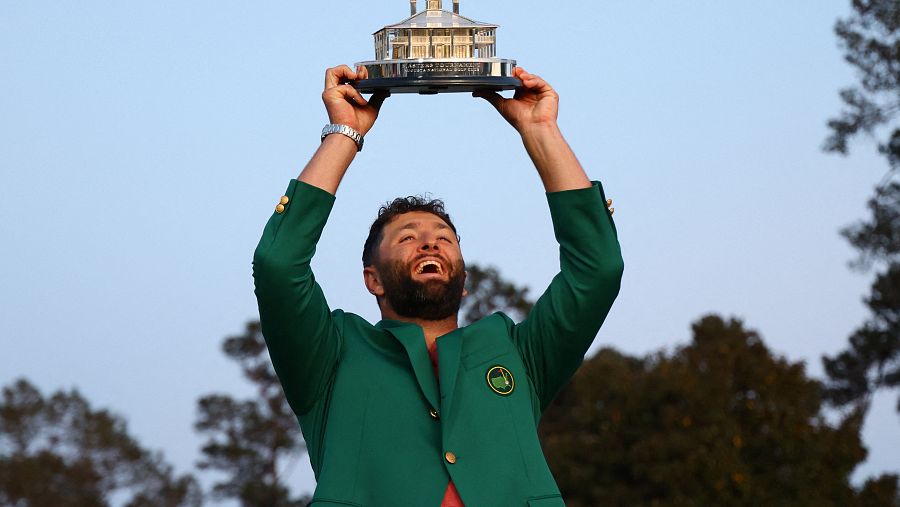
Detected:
left=400, top=235, right=414, bottom=242
left=439, top=236, right=452, bottom=243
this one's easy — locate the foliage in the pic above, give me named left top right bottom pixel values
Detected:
left=824, top=0, right=900, bottom=163
left=824, top=188, right=900, bottom=411
left=0, top=378, right=200, bottom=507
left=540, top=315, right=899, bottom=507
left=461, top=263, right=534, bottom=325
left=823, top=0, right=900, bottom=414
left=858, top=473, right=900, bottom=506
left=194, top=320, right=310, bottom=506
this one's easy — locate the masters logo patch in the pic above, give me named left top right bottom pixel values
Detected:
left=486, top=365, right=515, bottom=395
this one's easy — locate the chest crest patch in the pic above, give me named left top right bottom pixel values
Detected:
left=486, top=365, right=515, bottom=396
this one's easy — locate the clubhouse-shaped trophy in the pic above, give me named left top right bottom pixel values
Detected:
left=354, top=0, right=519, bottom=94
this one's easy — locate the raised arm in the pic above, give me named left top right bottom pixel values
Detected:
left=474, top=67, right=590, bottom=192
left=253, top=66, right=388, bottom=415
left=476, top=69, right=624, bottom=411
left=299, top=65, right=389, bottom=194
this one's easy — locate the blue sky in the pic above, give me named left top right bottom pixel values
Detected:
left=1, top=0, right=897, bottom=499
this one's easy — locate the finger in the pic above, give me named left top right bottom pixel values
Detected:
left=521, top=73, right=549, bottom=90
left=516, top=69, right=538, bottom=83
left=341, top=84, right=368, bottom=106
left=521, top=73, right=542, bottom=85
left=356, top=65, right=370, bottom=80
left=325, top=65, right=358, bottom=89
left=368, top=89, right=390, bottom=111
left=512, top=67, right=555, bottom=91
left=523, top=76, right=556, bottom=98
left=324, top=66, right=341, bottom=89
left=472, top=89, right=505, bottom=112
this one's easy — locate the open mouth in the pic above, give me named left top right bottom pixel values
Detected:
left=414, top=259, right=444, bottom=275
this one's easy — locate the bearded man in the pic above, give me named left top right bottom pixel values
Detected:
left=253, top=65, right=623, bottom=506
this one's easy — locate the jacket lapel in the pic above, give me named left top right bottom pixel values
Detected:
left=379, top=321, right=441, bottom=412
left=436, top=328, right=463, bottom=417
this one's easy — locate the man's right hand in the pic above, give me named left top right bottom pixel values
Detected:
left=322, top=65, right=389, bottom=137
left=297, top=67, right=388, bottom=194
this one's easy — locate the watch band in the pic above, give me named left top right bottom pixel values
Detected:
left=321, top=124, right=364, bottom=152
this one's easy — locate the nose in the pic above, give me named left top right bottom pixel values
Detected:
left=419, top=237, right=439, bottom=252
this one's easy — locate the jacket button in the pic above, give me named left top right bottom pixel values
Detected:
left=280, top=196, right=290, bottom=205
left=444, top=451, right=457, bottom=464
left=275, top=204, right=285, bottom=214
left=429, top=408, right=439, bottom=420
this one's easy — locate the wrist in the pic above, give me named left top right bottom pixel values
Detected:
left=320, top=130, right=360, bottom=153
left=322, top=123, right=364, bottom=152
left=518, top=121, right=561, bottom=141
left=519, top=121, right=562, bottom=146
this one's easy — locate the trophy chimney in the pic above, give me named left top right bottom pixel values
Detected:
left=410, top=0, right=416, bottom=15
left=426, top=0, right=441, bottom=11
left=453, top=0, right=459, bottom=13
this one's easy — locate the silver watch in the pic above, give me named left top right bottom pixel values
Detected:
left=321, top=124, right=364, bottom=152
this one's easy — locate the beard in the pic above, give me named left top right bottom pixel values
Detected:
left=378, top=257, right=466, bottom=321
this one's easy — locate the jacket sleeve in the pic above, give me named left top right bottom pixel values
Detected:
left=253, top=179, right=341, bottom=416
left=511, top=181, right=624, bottom=413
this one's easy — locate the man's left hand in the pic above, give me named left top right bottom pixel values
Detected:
left=473, top=67, right=559, bottom=134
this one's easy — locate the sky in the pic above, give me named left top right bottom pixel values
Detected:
left=1, top=0, right=898, bottom=501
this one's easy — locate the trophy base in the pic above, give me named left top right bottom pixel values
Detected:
left=353, top=58, right=518, bottom=95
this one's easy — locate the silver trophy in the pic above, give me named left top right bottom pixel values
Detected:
left=354, top=0, right=519, bottom=95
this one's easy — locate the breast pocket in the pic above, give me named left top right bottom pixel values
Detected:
left=462, top=342, right=518, bottom=372
left=463, top=351, right=508, bottom=372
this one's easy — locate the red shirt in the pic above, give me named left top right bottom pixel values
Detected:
left=427, top=340, right=465, bottom=507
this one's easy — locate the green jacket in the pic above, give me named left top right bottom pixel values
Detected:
left=253, top=180, right=623, bottom=507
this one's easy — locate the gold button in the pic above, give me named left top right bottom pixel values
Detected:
left=429, top=408, right=439, bottom=420
left=444, top=451, right=456, bottom=464
left=609, top=207, right=615, bottom=215
left=280, top=196, right=290, bottom=205
left=606, top=198, right=613, bottom=207
left=275, top=204, right=285, bottom=214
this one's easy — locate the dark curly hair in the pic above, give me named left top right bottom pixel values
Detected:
left=362, top=196, right=459, bottom=267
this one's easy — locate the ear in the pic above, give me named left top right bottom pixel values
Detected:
left=462, top=270, right=469, bottom=297
left=363, top=265, right=385, bottom=297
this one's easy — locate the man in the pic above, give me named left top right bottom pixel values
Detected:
left=253, top=64, right=623, bottom=506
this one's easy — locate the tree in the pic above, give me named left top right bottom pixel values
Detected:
left=825, top=185, right=900, bottom=413
left=0, top=378, right=200, bottom=507
left=824, top=0, right=900, bottom=165
left=823, top=0, right=900, bottom=414
left=540, top=315, right=898, bottom=507
left=460, top=263, right=534, bottom=324
left=194, top=321, right=310, bottom=507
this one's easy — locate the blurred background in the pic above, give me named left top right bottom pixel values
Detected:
left=1, top=0, right=898, bottom=505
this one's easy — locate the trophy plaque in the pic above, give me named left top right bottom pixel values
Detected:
left=354, top=0, right=519, bottom=95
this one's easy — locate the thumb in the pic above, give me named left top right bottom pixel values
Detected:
left=369, top=89, right=390, bottom=112
left=473, top=89, right=505, bottom=113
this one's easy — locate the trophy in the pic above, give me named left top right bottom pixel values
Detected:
left=354, top=0, right=519, bottom=95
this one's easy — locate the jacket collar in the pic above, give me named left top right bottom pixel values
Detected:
left=376, top=320, right=440, bottom=412
left=376, top=319, right=464, bottom=416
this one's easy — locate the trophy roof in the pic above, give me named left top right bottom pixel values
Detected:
left=380, top=9, right=498, bottom=31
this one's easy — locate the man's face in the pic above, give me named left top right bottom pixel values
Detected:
left=368, top=211, right=465, bottom=321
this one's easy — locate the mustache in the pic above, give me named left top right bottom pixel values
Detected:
left=379, top=256, right=466, bottom=321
